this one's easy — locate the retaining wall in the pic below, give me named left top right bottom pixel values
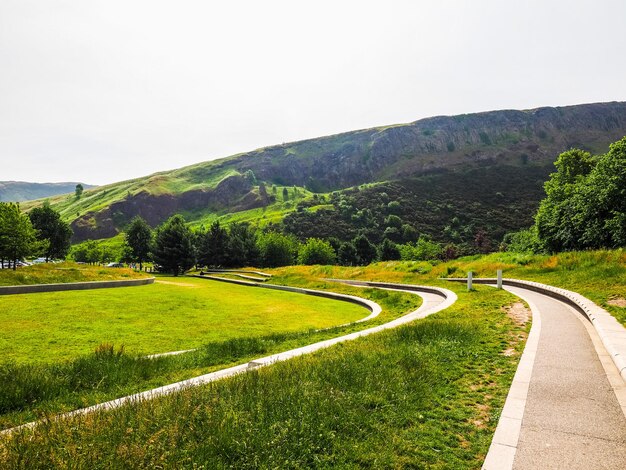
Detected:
left=0, top=277, right=155, bottom=295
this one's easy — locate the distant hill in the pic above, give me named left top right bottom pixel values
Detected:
left=20, top=101, right=626, bottom=244
left=0, top=181, right=95, bottom=202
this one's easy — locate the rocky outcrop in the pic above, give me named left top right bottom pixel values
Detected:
left=224, top=101, right=626, bottom=190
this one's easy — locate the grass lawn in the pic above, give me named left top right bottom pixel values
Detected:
left=0, top=276, right=368, bottom=364
left=0, top=283, right=526, bottom=468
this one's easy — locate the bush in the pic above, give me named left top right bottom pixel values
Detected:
left=297, top=238, right=336, bottom=265
left=258, top=232, right=298, bottom=267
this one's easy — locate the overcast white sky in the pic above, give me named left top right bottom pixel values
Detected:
left=1, top=0, right=625, bottom=185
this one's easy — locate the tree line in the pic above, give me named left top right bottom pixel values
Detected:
left=505, top=136, right=626, bottom=253
left=119, top=214, right=459, bottom=276
left=0, top=202, right=72, bottom=269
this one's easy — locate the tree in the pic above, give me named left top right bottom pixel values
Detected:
left=579, top=137, right=626, bottom=248
left=399, top=236, right=443, bottom=261
left=534, top=149, right=595, bottom=252
left=258, top=232, right=297, bottom=267
left=338, top=242, right=358, bottom=266
left=227, top=222, right=260, bottom=267
left=259, top=182, right=268, bottom=202
left=298, top=238, right=336, bottom=265
left=282, top=187, right=289, bottom=200
left=379, top=238, right=401, bottom=261
left=124, top=216, right=153, bottom=270
left=0, top=203, right=40, bottom=270
left=152, top=215, right=196, bottom=276
left=75, top=184, right=84, bottom=199
left=353, top=234, right=377, bottom=265
left=29, top=202, right=72, bottom=261
left=197, top=221, right=229, bottom=268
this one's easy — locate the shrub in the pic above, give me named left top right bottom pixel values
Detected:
left=297, top=238, right=336, bottom=265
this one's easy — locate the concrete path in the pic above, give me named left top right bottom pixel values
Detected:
left=485, top=285, right=626, bottom=469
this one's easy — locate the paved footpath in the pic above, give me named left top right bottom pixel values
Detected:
left=505, top=285, right=626, bottom=469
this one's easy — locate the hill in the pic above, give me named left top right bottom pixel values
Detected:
left=0, top=181, right=95, bottom=202
left=21, top=101, right=626, bottom=243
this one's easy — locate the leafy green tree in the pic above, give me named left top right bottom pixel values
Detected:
left=399, top=236, right=443, bottom=261
left=338, top=242, right=358, bottom=266
left=353, top=234, right=377, bottom=265
left=75, top=184, right=84, bottom=199
left=0, top=203, right=40, bottom=270
left=379, top=238, right=401, bottom=261
left=258, top=232, right=297, bottom=267
left=197, top=221, right=229, bottom=268
left=579, top=137, right=626, bottom=248
left=259, top=182, right=268, bottom=201
left=28, top=202, right=72, bottom=261
left=124, top=216, right=153, bottom=270
left=503, top=227, right=543, bottom=253
left=297, top=238, right=336, bottom=265
left=282, top=187, right=289, bottom=200
left=401, top=224, right=419, bottom=243
left=227, top=223, right=259, bottom=267
left=152, top=215, right=196, bottom=276
left=535, top=149, right=595, bottom=252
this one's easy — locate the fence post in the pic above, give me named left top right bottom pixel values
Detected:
left=467, top=271, right=473, bottom=291
left=497, top=269, right=503, bottom=289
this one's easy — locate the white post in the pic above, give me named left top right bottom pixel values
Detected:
left=467, top=271, right=473, bottom=291
left=497, top=269, right=503, bottom=289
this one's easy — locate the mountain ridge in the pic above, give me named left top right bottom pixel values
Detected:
left=0, top=181, right=95, bottom=203
left=19, top=101, right=626, bottom=243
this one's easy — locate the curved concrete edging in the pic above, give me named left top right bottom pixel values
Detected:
left=481, top=286, right=542, bottom=470
left=1, top=280, right=456, bottom=437
left=0, top=277, right=155, bottom=295
left=447, top=277, right=626, bottom=382
left=202, top=269, right=272, bottom=278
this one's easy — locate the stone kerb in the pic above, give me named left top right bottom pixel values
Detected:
left=447, top=276, right=626, bottom=382
left=0, top=277, right=155, bottom=295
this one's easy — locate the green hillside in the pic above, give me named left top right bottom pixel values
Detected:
left=20, top=102, right=626, bottom=244
left=0, top=181, right=94, bottom=202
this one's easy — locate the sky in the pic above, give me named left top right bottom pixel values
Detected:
left=1, top=0, right=625, bottom=185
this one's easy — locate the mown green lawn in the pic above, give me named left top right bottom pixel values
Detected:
left=0, top=276, right=367, bottom=364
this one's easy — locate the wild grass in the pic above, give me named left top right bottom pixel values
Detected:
left=269, top=249, right=626, bottom=325
left=0, top=262, right=147, bottom=286
left=0, top=285, right=525, bottom=468
left=425, top=249, right=626, bottom=325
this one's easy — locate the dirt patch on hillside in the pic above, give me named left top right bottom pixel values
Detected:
left=156, top=280, right=199, bottom=288
left=503, top=302, right=530, bottom=326
left=607, top=297, right=626, bottom=307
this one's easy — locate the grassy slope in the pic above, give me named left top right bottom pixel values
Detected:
left=21, top=102, right=626, bottom=241
left=0, top=262, right=147, bottom=286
